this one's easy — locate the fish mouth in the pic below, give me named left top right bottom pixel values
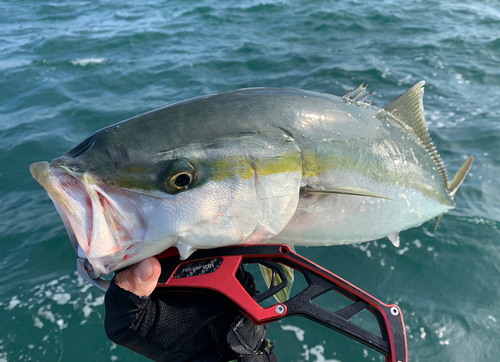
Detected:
left=30, top=161, right=147, bottom=274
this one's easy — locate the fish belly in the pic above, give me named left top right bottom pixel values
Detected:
left=276, top=170, right=451, bottom=246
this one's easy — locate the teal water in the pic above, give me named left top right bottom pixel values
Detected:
left=1, top=1, right=499, bottom=361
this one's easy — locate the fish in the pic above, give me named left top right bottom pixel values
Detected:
left=30, top=82, right=473, bottom=276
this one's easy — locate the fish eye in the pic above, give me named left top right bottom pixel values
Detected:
left=168, top=170, right=193, bottom=190
left=164, top=160, right=197, bottom=192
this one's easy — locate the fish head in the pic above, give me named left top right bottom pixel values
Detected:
left=30, top=122, right=302, bottom=275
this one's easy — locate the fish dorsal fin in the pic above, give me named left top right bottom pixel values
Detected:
left=383, top=81, right=449, bottom=188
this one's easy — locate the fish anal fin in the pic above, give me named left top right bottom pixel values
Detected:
left=382, top=81, right=449, bottom=189
left=259, top=264, right=294, bottom=303
left=448, top=155, right=473, bottom=198
left=303, top=186, right=395, bottom=201
left=387, top=233, right=400, bottom=247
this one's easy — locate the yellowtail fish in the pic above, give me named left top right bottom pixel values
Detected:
left=30, top=82, right=472, bottom=276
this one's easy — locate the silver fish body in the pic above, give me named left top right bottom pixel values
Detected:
left=30, top=83, right=472, bottom=275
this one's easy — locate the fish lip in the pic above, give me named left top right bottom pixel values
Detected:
left=48, top=164, right=94, bottom=256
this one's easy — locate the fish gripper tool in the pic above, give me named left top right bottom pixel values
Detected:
left=155, top=244, right=408, bottom=362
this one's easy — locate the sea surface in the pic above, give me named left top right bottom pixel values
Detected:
left=1, top=0, right=499, bottom=361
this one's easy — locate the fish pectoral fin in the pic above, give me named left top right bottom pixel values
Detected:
left=387, top=232, right=400, bottom=247
left=303, top=186, right=395, bottom=201
left=259, top=263, right=295, bottom=304
left=448, top=155, right=474, bottom=198
left=304, top=193, right=332, bottom=209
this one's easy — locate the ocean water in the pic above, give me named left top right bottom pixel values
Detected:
left=1, top=0, right=499, bottom=361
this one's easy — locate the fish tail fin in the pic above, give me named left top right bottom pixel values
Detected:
left=435, top=155, right=473, bottom=230
left=259, top=263, right=294, bottom=303
left=448, top=155, right=474, bottom=198
left=434, top=213, right=444, bottom=231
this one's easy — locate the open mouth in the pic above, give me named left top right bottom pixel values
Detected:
left=50, top=168, right=94, bottom=256
left=30, top=161, right=147, bottom=274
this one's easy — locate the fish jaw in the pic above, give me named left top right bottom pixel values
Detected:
left=30, top=162, right=93, bottom=255
left=29, top=161, right=162, bottom=274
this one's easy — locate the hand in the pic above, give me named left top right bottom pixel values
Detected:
left=113, top=257, right=162, bottom=297
left=105, top=257, right=278, bottom=362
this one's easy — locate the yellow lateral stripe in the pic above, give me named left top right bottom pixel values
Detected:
left=304, top=150, right=451, bottom=204
left=212, top=152, right=302, bottom=181
left=212, top=156, right=254, bottom=181
left=211, top=149, right=450, bottom=204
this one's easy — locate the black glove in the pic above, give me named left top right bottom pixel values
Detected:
left=104, top=265, right=278, bottom=362
left=228, top=316, right=278, bottom=362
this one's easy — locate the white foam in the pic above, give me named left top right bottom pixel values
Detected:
left=304, top=344, right=341, bottom=362
left=47, top=280, right=58, bottom=287
left=420, top=327, right=426, bottom=339
left=6, top=296, right=21, bottom=310
left=56, top=319, right=67, bottom=330
left=397, top=246, right=409, bottom=255
left=52, top=293, right=71, bottom=305
left=436, top=327, right=443, bottom=337
left=38, top=305, right=56, bottom=323
left=33, top=317, right=44, bottom=329
left=281, top=324, right=305, bottom=341
left=70, top=58, right=107, bottom=66
left=412, top=239, right=422, bottom=248
left=82, top=305, right=93, bottom=318
left=86, top=294, right=105, bottom=307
